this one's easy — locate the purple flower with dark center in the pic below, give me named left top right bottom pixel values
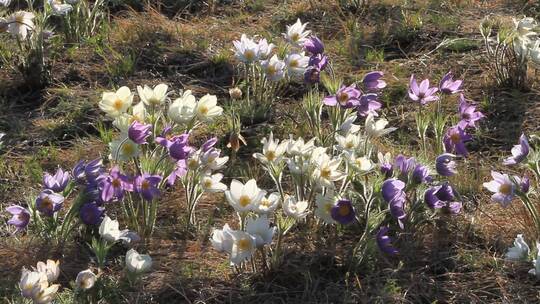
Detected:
left=483, top=171, right=516, bottom=207
left=166, top=160, right=187, bottom=186
left=424, top=183, right=461, bottom=214
left=202, top=137, right=218, bottom=152
left=330, top=199, right=356, bottom=224
left=79, top=201, right=105, bottom=225
left=303, top=36, right=324, bottom=55
left=457, top=94, right=484, bottom=129
left=36, top=190, right=64, bottom=216
left=436, top=153, right=457, bottom=177
left=412, top=164, right=431, bottom=184
left=135, top=174, right=162, bottom=201
left=99, top=166, right=132, bottom=202
left=408, top=75, right=439, bottom=105
left=363, top=71, right=386, bottom=91
left=73, top=159, right=104, bottom=184
left=128, top=121, right=152, bottom=145
left=6, top=205, right=30, bottom=232
left=382, top=179, right=407, bottom=228
left=443, top=126, right=472, bottom=157
left=503, top=134, right=530, bottom=166
left=356, top=93, right=382, bottom=117
left=43, top=168, right=71, bottom=193
left=323, top=84, right=361, bottom=108
left=157, top=133, right=192, bottom=161
left=376, top=226, right=398, bottom=255
left=439, top=72, right=462, bottom=95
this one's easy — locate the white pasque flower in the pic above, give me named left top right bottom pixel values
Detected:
left=125, top=249, right=152, bottom=274
left=168, top=90, right=196, bottom=124
left=137, top=83, right=168, bottom=106
left=365, top=114, right=396, bottom=138
left=225, top=179, right=266, bottom=213
left=31, top=280, right=60, bottom=304
left=48, top=0, right=72, bottom=15
left=233, top=34, right=259, bottom=63
left=253, top=132, right=288, bottom=164
left=339, top=114, right=361, bottom=135
left=109, top=137, right=140, bottom=161
left=229, top=230, right=257, bottom=265
left=283, top=18, right=311, bottom=46
left=200, top=148, right=229, bottom=171
left=505, top=234, right=530, bottom=261
left=255, top=192, right=280, bottom=214
left=201, top=173, right=227, bottom=192
left=286, top=135, right=316, bottom=157
left=283, top=195, right=309, bottom=219
left=99, top=215, right=136, bottom=244
left=36, top=260, right=60, bottom=283
left=315, top=191, right=336, bottom=224
left=246, top=215, right=276, bottom=247
left=99, top=86, right=134, bottom=118
left=132, top=101, right=147, bottom=122
left=6, top=11, right=35, bottom=39
left=257, top=38, right=275, bottom=59
left=195, top=94, right=223, bottom=122
left=285, top=52, right=309, bottom=75
left=529, top=40, right=540, bottom=66
left=113, top=113, right=134, bottom=134
left=335, top=133, right=362, bottom=152
left=261, top=54, right=286, bottom=81
left=211, top=223, right=234, bottom=253
left=514, top=17, right=537, bottom=39
left=312, top=153, right=345, bottom=188
left=0, top=0, right=11, bottom=7
left=528, top=242, right=540, bottom=278
left=19, top=268, right=47, bottom=298
left=348, top=154, right=374, bottom=172
left=75, top=269, right=96, bottom=290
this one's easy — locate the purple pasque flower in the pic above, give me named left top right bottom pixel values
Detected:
left=424, top=183, right=461, bottom=214
left=135, top=174, right=162, bottom=201
left=435, top=153, right=458, bottom=177
left=356, top=93, right=382, bottom=117
left=73, top=158, right=104, bottom=184
left=36, top=190, right=64, bottom=216
left=99, top=166, right=132, bottom=202
left=79, top=201, right=105, bottom=225
left=521, top=176, right=530, bottom=193
left=202, top=137, right=218, bottom=152
left=304, top=67, right=321, bottom=84
left=443, top=126, right=472, bottom=157
left=308, top=54, right=328, bottom=70
left=503, top=134, right=530, bottom=166
left=483, top=171, right=516, bottom=207
left=43, top=168, right=70, bottom=193
left=363, top=71, right=386, bottom=91
left=457, top=94, right=484, bottom=129
left=412, top=164, right=431, bottom=184
left=439, top=71, right=462, bottom=95
left=376, top=226, right=398, bottom=255
left=128, top=121, right=152, bottom=145
left=166, top=159, right=187, bottom=186
left=303, top=36, right=324, bottom=55
left=330, top=199, right=356, bottom=224
left=6, top=205, right=30, bottom=231
left=380, top=163, right=393, bottom=178
left=323, top=84, right=361, bottom=108
left=394, top=154, right=417, bottom=176
left=381, top=179, right=407, bottom=228
left=408, top=75, right=439, bottom=105
left=157, top=133, right=193, bottom=161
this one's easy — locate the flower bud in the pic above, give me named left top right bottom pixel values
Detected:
left=229, top=87, right=242, bottom=100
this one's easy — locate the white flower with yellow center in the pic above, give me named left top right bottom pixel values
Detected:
left=211, top=223, right=234, bottom=253
left=233, top=34, right=260, bottom=63
left=19, top=268, right=47, bottom=299
left=283, top=18, right=311, bottom=47
left=261, top=55, right=285, bottom=81
left=257, top=38, right=275, bottom=59
left=315, top=192, right=336, bottom=224
left=201, top=173, right=227, bottom=192
left=339, top=114, right=361, bottom=135
left=109, top=137, right=140, bottom=162
left=365, top=114, right=396, bottom=138
left=113, top=113, right=134, bottom=134
left=350, top=155, right=374, bottom=172
left=229, top=230, right=257, bottom=265
left=137, top=83, right=168, bottom=107
left=225, top=179, right=266, bottom=213
left=168, top=90, right=197, bottom=124
left=6, top=11, right=34, bottom=39
left=255, top=192, right=280, bottom=214
left=200, top=149, right=229, bottom=171
left=132, top=101, right=147, bottom=122
left=285, top=52, right=309, bottom=75
left=335, top=133, right=362, bottom=152
left=31, top=280, right=60, bottom=304
left=253, top=132, right=288, bottom=164
left=283, top=195, right=309, bottom=219
left=246, top=215, right=276, bottom=247
left=195, top=94, right=223, bottom=122
left=36, top=260, right=60, bottom=283
left=312, top=153, right=345, bottom=188
left=99, top=86, right=133, bottom=118
left=286, top=135, right=316, bottom=157
left=76, top=269, right=96, bottom=290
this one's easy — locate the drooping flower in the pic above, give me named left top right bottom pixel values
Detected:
left=261, top=55, right=286, bottom=81
left=229, top=230, right=257, bottom=265
left=6, top=205, right=30, bottom=232
left=109, top=137, right=140, bottom=162
left=36, top=260, right=60, bottom=283
left=225, top=179, right=265, bottom=213
left=195, top=94, right=223, bottom=122
left=128, top=121, right=151, bottom=145
left=285, top=52, right=310, bottom=76
left=376, top=226, right=398, bottom=255
left=435, top=153, right=458, bottom=177
left=99, top=86, right=133, bottom=118
left=356, top=93, right=382, bottom=117
left=439, top=72, right=462, bottom=94
left=36, top=190, right=64, bottom=216
left=125, top=249, right=152, bottom=274
left=483, top=171, right=516, bottom=207
left=75, top=269, right=96, bottom=290
left=42, top=168, right=70, bottom=193
left=253, top=132, right=288, bottom=164
left=443, top=126, right=472, bottom=157
left=408, top=75, right=439, bottom=105
left=323, top=84, right=361, bottom=108
left=283, top=19, right=311, bottom=47
left=135, top=174, right=162, bottom=201
left=330, top=199, right=356, bottom=224
left=363, top=71, right=386, bottom=91
left=505, top=234, right=530, bottom=261
left=503, top=134, right=530, bottom=166
left=79, top=202, right=105, bottom=225
left=283, top=196, right=309, bottom=219
left=457, top=94, right=484, bottom=129
left=137, top=83, right=168, bottom=106
left=255, top=192, right=280, bottom=214
left=168, top=90, right=196, bottom=124
left=246, top=215, right=276, bottom=247
left=365, top=114, right=396, bottom=138
left=232, top=34, right=260, bottom=63
left=210, top=223, right=234, bottom=253
left=6, top=11, right=35, bottom=39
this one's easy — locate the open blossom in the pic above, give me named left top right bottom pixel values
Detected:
left=261, top=55, right=285, bottom=81
left=253, top=132, right=288, bottom=164
left=376, top=226, right=398, bottom=255
left=225, top=179, right=265, bottom=213
left=6, top=205, right=30, bottom=231
left=408, top=75, right=439, bottom=105
left=36, top=190, right=64, bottom=216
left=99, top=166, right=132, bottom=202
left=457, top=94, right=484, bottom=129
left=36, top=260, right=60, bottom=283
left=168, top=90, right=196, bottom=124
left=255, top=192, right=280, bottom=214
left=331, top=199, right=355, bottom=224
left=109, top=137, right=140, bottom=161
left=335, top=132, right=362, bottom=152
left=323, top=84, right=360, bottom=108
left=6, top=11, right=34, bottom=39
left=156, top=133, right=192, bottom=161
left=315, top=192, right=336, bottom=224
left=483, top=171, right=517, bottom=207
left=76, top=269, right=96, bottom=290
left=195, top=94, right=223, bottom=122
left=365, top=114, right=396, bottom=138
left=283, top=18, right=311, bottom=46
left=363, top=71, right=386, bottom=91
left=443, top=126, right=472, bottom=157
left=230, top=230, right=257, bottom=265
left=505, top=234, right=530, bottom=261
left=503, top=134, right=530, bottom=165
left=357, top=93, right=382, bottom=117
left=257, top=38, right=275, bottom=58
left=99, top=86, right=133, bottom=118
left=312, top=153, right=345, bottom=188
left=285, top=52, right=310, bottom=75
left=137, top=83, right=168, bottom=106
left=200, top=173, right=227, bottom=192
left=435, top=153, right=458, bottom=177
left=43, top=168, right=70, bottom=193
left=439, top=72, right=462, bottom=94
left=246, top=215, right=275, bottom=247
left=286, top=136, right=315, bottom=157
left=232, top=34, right=259, bottom=63
left=135, top=174, right=162, bottom=201
left=128, top=121, right=151, bottom=144
left=283, top=196, right=309, bottom=219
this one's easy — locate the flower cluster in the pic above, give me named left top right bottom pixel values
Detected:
left=19, top=259, right=60, bottom=304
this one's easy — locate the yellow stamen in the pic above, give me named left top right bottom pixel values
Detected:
left=239, top=195, right=251, bottom=207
